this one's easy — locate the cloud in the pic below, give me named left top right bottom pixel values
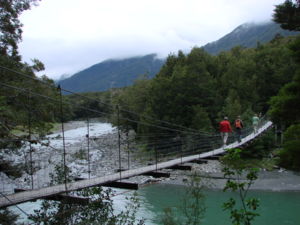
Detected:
left=18, top=0, right=284, bottom=79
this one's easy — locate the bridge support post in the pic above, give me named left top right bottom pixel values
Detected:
left=27, top=92, right=34, bottom=190
left=58, top=85, right=68, bottom=193
left=87, top=117, right=91, bottom=179
left=117, top=105, right=122, bottom=180
left=126, top=128, right=130, bottom=170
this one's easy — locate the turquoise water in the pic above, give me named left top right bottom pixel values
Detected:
left=133, top=184, right=300, bottom=225
left=14, top=184, right=300, bottom=224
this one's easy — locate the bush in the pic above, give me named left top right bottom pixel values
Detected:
left=241, top=130, right=275, bottom=158
left=0, top=158, right=23, bottom=178
left=278, top=124, right=300, bottom=170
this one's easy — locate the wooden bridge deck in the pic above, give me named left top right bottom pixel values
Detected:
left=0, top=121, right=272, bottom=208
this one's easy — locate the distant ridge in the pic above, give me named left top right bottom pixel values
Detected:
left=203, top=21, right=299, bottom=55
left=58, top=22, right=299, bottom=93
left=58, top=54, right=165, bottom=93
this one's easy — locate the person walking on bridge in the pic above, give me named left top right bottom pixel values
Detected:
left=252, top=114, right=259, bottom=133
left=219, top=116, right=232, bottom=146
left=234, top=115, right=244, bottom=142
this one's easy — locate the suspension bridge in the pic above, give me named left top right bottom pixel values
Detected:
left=0, top=66, right=273, bottom=208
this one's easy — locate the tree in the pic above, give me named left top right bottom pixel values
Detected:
left=222, top=148, right=260, bottom=225
left=161, top=172, right=206, bottom=225
left=278, top=123, right=300, bottom=170
left=191, top=105, right=213, bottom=132
left=29, top=163, right=145, bottom=225
left=0, top=0, right=41, bottom=60
left=0, top=208, right=19, bottom=225
left=273, top=0, right=300, bottom=31
left=269, top=71, right=300, bottom=125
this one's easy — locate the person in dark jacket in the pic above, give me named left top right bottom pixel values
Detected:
left=219, top=116, right=232, bottom=146
left=234, top=115, right=244, bottom=142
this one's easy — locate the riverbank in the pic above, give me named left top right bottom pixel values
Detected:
left=49, top=121, right=300, bottom=192
left=159, top=159, right=300, bottom=191
left=47, top=121, right=300, bottom=192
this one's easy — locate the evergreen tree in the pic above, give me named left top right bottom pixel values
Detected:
left=273, top=0, right=300, bottom=31
left=0, top=0, right=41, bottom=60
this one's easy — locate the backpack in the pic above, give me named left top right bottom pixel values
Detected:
left=235, top=119, right=242, bottom=128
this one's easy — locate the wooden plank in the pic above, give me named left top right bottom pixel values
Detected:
left=0, top=121, right=273, bottom=208
left=102, top=181, right=139, bottom=190
left=202, top=155, right=221, bottom=160
left=74, top=177, right=86, bottom=181
left=190, top=159, right=208, bottom=164
left=43, top=194, right=89, bottom=205
left=168, top=164, right=192, bottom=170
left=14, top=188, right=89, bottom=205
left=142, top=171, right=171, bottom=178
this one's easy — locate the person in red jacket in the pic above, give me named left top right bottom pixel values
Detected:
left=219, top=116, right=232, bottom=146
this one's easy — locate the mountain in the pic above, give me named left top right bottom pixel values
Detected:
left=58, top=54, right=165, bottom=93
left=59, top=22, right=299, bottom=93
left=203, top=21, right=299, bottom=55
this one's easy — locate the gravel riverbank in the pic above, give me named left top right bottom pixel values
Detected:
left=157, top=160, right=300, bottom=191
left=53, top=121, right=300, bottom=192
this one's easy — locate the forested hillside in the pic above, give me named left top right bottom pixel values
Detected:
left=0, top=0, right=59, bottom=146
left=58, top=21, right=299, bottom=94
left=114, top=35, right=299, bottom=137
left=203, top=21, right=299, bottom=55
left=58, top=54, right=165, bottom=93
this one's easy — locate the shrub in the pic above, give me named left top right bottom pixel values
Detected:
left=278, top=124, right=300, bottom=170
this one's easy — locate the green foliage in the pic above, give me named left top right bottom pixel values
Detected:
left=111, top=36, right=298, bottom=146
left=0, top=0, right=40, bottom=59
left=240, top=129, right=276, bottom=158
left=161, top=208, right=178, bottom=225
left=161, top=172, right=206, bottom=225
left=278, top=123, right=300, bottom=170
left=191, top=105, right=213, bottom=132
left=64, top=91, right=111, bottom=120
left=222, top=148, right=260, bottom=225
left=73, top=148, right=87, bottom=160
left=270, top=6, right=300, bottom=168
left=269, top=69, right=300, bottom=125
left=30, top=163, right=145, bottom=224
left=49, top=164, right=73, bottom=186
left=0, top=156, right=23, bottom=178
left=112, top=77, right=152, bottom=131
left=28, top=187, right=145, bottom=225
left=0, top=208, right=19, bottom=225
left=273, top=0, right=300, bottom=31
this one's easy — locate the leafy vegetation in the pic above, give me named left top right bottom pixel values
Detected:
left=29, top=164, right=145, bottom=225
left=269, top=0, right=300, bottom=170
left=273, top=0, right=300, bottom=31
left=0, top=0, right=61, bottom=181
left=114, top=35, right=299, bottom=145
left=0, top=208, right=19, bottom=225
left=161, top=172, right=206, bottom=225
left=222, top=149, right=260, bottom=225
left=1, top=0, right=300, bottom=223
left=277, top=124, right=300, bottom=170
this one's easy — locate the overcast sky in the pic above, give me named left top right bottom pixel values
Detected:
left=19, top=0, right=284, bottom=80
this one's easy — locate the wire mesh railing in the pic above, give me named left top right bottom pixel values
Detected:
left=0, top=65, right=271, bottom=199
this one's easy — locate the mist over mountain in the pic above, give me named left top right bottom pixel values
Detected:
left=58, top=54, right=165, bottom=93
left=58, top=21, right=299, bottom=93
left=203, top=21, right=299, bottom=55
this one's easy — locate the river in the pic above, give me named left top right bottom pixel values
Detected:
left=6, top=121, right=300, bottom=224
left=13, top=183, right=300, bottom=224
left=117, top=183, right=300, bottom=225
